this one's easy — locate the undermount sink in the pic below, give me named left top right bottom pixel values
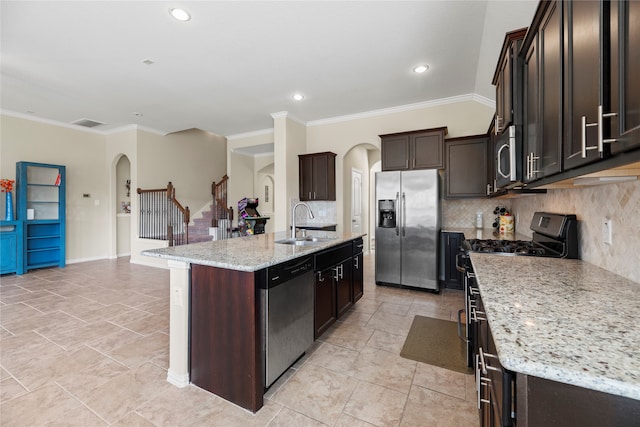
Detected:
left=275, top=236, right=338, bottom=246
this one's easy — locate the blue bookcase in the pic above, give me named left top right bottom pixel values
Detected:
left=16, top=162, right=66, bottom=271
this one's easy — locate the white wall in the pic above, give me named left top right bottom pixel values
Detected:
left=1, top=114, right=110, bottom=263
left=2, top=114, right=227, bottom=268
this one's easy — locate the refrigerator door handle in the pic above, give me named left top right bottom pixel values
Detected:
left=395, top=192, right=400, bottom=236
left=402, top=192, right=406, bottom=237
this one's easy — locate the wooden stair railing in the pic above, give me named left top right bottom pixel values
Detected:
left=137, top=182, right=190, bottom=246
left=211, top=176, right=234, bottom=235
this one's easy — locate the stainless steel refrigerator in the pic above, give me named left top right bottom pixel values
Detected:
left=375, top=169, right=440, bottom=291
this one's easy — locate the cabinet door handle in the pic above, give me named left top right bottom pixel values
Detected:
left=308, top=192, right=312, bottom=200
left=496, top=144, right=510, bottom=179
left=354, top=256, right=359, bottom=269
left=598, top=104, right=618, bottom=148
left=529, top=152, right=540, bottom=177
left=486, top=183, right=491, bottom=196
left=582, top=105, right=618, bottom=158
left=581, top=115, right=599, bottom=158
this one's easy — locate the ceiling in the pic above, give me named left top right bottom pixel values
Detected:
left=0, top=1, right=538, bottom=138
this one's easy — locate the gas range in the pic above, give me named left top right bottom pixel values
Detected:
left=462, top=212, right=579, bottom=259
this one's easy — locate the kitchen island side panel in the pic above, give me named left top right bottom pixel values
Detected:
left=190, top=264, right=263, bottom=412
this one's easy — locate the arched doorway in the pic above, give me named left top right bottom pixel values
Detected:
left=115, top=155, right=131, bottom=257
left=342, top=143, right=380, bottom=253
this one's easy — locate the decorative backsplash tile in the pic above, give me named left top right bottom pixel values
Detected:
left=442, top=199, right=513, bottom=230
left=510, top=180, right=639, bottom=284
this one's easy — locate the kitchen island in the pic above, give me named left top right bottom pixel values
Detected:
left=469, top=253, right=640, bottom=425
left=142, top=231, right=365, bottom=412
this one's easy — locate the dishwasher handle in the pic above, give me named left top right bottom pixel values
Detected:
left=266, top=257, right=313, bottom=288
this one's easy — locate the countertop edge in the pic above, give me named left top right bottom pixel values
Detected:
left=141, top=232, right=366, bottom=272
left=470, top=252, right=640, bottom=401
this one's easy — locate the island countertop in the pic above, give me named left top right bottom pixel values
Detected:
left=142, top=231, right=365, bottom=272
left=469, top=252, right=640, bottom=400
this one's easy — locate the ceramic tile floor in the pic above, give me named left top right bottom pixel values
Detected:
left=0, top=254, right=479, bottom=427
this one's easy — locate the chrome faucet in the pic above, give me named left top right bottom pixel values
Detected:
left=291, top=202, right=314, bottom=239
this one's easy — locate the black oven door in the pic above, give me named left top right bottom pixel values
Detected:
left=495, top=125, right=522, bottom=189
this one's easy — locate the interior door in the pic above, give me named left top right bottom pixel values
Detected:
left=351, top=169, right=362, bottom=234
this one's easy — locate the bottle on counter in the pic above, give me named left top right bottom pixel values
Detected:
left=476, top=211, right=483, bottom=229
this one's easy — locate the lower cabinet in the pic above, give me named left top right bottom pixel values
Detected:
left=440, top=232, right=464, bottom=290
left=314, top=268, right=337, bottom=339
left=0, top=221, right=23, bottom=275
left=314, top=238, right=364, bottom=339
left=352, top=252, right=364, bottom=302
left=335, top=258, right=353, bottom=318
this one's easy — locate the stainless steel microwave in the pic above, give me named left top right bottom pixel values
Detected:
left=494, top=125, right=523, bottom=189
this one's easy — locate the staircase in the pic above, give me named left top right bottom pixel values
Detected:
left=188, top=203, right=216, bottom=243
left=187, top=175, right=234, bottom=243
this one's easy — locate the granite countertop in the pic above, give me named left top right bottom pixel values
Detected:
left=470, top=252, right=640, bottom=400
left=142, top=231, right=365, bottom=272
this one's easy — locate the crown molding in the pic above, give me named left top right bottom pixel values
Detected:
left=307, top=93, right=495, bottom=127
left=226, top=128, right=274, bottom=141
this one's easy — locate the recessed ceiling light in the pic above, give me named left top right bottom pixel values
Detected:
left=292, top=93, right=305, bottom=101
left=169, top=8, right=191, bottom=21
left=413, top=65, right=429, bottom=73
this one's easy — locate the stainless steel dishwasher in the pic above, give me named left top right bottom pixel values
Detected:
left=261, top=256, right=314, bottom=388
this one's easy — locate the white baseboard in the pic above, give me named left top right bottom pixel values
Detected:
left=166, top=370, right=189, bottom=388
left=66, top=255, right=108, bottom=264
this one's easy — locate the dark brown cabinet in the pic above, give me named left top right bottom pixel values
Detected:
left=313, top=239, right=363, bottom=339
left=522, top=0, right=563, bottom=183
left=314, top=268, right=336, bottom=339
left=335, top=258, right=353, bottom=318
left=493, top=28, right=527, bottom=136
left=440, top=232, right=464, bottom=289
left=190, top=265, right=263, bottom=412
left=380, top=127, right=448, bottom=171
left=565, top=0, right=640, bottom=167
left=444, top=135, right=489, bottom=199
left=563, top=0, right=604, bottom=170
left=609, top=0, right=640, bottom=154
left=299, top=152, right=336, bottom=201
left=352, top=238, right=364, bottom=303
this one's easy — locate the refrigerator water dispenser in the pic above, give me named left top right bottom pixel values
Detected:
left=378, top=199, right=396, bottom=228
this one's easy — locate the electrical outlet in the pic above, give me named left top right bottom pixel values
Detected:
left=603, top=218, right=613, bottom=245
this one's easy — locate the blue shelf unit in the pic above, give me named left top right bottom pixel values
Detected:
left=16, top=161, right=66, bottom=272
left=0, top=220, right=24, bottom=275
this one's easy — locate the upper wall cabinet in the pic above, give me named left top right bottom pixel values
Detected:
left=380, top=127, right=448, bottom=171
left=493, top=28, right=528, bottom=136
left=607, top=0, right=640, bottom=155
left=299, top=152, right=336, bottom=201
left=522, top=0, right=563, bottom=183
left=444, top=135, right=489, bottom=199
left=521, top=0, right=640, bottom=187
left=565, top=0, right=640, bottom=168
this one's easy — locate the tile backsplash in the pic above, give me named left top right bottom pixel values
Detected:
left=442, top=198, right=513, bottom=230
left=510, top=180, right=639, bottom=284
